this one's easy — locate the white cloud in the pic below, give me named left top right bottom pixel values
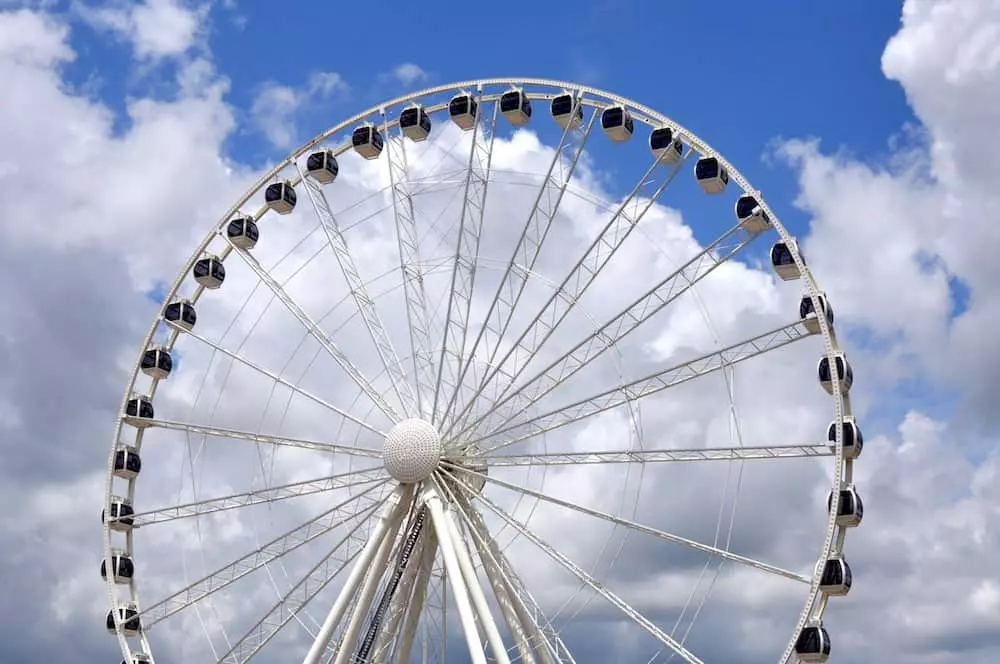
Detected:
left=2, top=0, right=1000, bottom=663
left=250, top=71, right=348, bottom=149
left=74, top=0, right=207, bottom=60
left=393, top=62, right=428, bottom=87
left=0, top=8, right=72, bottom=66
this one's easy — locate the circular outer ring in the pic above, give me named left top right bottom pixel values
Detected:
left=103, top=78, right=854, bottom=664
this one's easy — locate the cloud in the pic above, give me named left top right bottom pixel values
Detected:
left=74, top=0, right=208, bottom=61
left=250, top=71, right=348, bottom=149
left=393, top=62, right=428, bottom=87
left=776, top=0, right=1000, bottom=428
left=1, top=1, right=1000, bottom=663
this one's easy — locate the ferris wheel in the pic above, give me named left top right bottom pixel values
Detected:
left=102, top=78, right=863, bottom=664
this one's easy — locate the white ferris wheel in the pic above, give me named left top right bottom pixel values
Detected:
left=102, top=78, right=863, bottom=664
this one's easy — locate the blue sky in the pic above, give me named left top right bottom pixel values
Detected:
left=66, top=1, right=911, bottom=194
left=4, top=1, right=1000, bottom=663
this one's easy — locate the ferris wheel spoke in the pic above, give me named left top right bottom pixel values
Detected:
left=183, top=329, right=385, bottom=436
left=481, top=443, right=833, bottom=467
left=295, top=162, right=419, bottom=418
left=430, top=475, right=513, bottom=664
left=388, top=529, right=439, bottom=664
left=328, top=509, right=406, bottom=664
left=217, top=505, right=375, bottom=663
left=461, top=222, right=767, bottom=442
left=462, top=147, right=696, bottom=439
left=369, top=526, right=435, bottom=663
left=440, top=477, right=570, bottom=664
left=455, top=465, right=810, bottom=584
left=432, top=95, right=499, bottom=423
left=467, top=483, right=704, bottom=664
left=442, top=101, right=599, bottom=434
left=140, top=484, right=388, bottom=629
left=130, top=466, right=387, bottom=527
left=418, top=483, right=495, bottom=664
left=227, top=241, right=402, bottom=422
left=303, top=484, right=411, bottom=664
left=129, top=418, right=383, bottom=459
left=478, top=320, right=814, bottom=454
left=345, top=503, right=432, bottom=663
left=384, top=112, right=437, bottom=420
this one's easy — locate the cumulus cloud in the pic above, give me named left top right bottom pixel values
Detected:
left=2, top=1, right=1000, bottom=664
left=74, top=0, right=208, bottom=61
left=250, top=71, right=348, bottom=149
left=393, top=62, right=428, bottom=87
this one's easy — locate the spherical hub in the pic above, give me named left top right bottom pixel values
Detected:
left=383, top=418, right=443, bottom=483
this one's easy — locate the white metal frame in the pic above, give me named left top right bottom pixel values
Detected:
left=104, top=78, right=856, bottom=664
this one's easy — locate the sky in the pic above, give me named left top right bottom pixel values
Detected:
left=1, top=0, right=999, bottom=663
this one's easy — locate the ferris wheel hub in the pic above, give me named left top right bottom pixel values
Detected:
left=382, top=418, right=443, bottom=483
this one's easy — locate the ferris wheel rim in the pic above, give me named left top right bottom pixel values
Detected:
left=102, top=77, right=855, bottom=664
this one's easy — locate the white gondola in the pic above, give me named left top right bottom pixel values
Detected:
left=735, top=194, right=771, bottom=234
left=305, top=149, right=339, bottom=184
left=400, top=105, right=432, bottom=142
left=601, top=105, right=634, bottom=143
left=352, top=123, right=384, bottom=160
left=649, top=126, right=684, bottom=164
left=818, top=556, right=853, bottom=596
left=794, top=623, right=831, bottom=663
left=448, top=92, right=478, bottom=130
left=113, top=445, right=142, bottom=479
left=799, top=292, right=833, bottom=334
left=106, top=602, right=141, bottom=637
left=694, top=156, right=729, bottom=194
left=125, top=393, right=154, bottom=425
left=818, top=352, right=853, bottom=395
left=103, top=496, right=135, bottom=532
left=500, top=88, right=532, bottom=126
left=264, top=180, right=297, bottom=215
left=550, top=93, right=582, bottom=129
left=828, top=485, right=864, bottom=527
left=226, top=215, right=259, bottom=251
left=770, top=239, right=801, bottom=280
left=164, top=298, right=196, bottom=332
left=101, top=551, right=135, bottom=584
left=827, top=416, right=863, bottom=460
left=141, top=345, right=172, bottom=380
left=193, top=254, right=225, bottom=289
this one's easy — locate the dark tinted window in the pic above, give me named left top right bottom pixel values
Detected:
left=602, top=107, right=624, bottom=128
left=500, top=92, right=522, bottom=112
left=770, top=243, right=793, bottom=265
left=306, top=151, right=325, bottom=171
left=449, top=96, right=470, bottom=115
left=695, top=157, right=719, bottom=179
left=820, top=560, right=843, bottom=585
left=736, top=195, right=758, bottom=219
left=650, top=128, right=674, bottom=150
left=352, top=127, right=370, bottom=146
left=551, top=95, right=573, bottom=115
left=400, top=107, right=418, bottom=126
left=264, top=183, right=283, bottom=202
